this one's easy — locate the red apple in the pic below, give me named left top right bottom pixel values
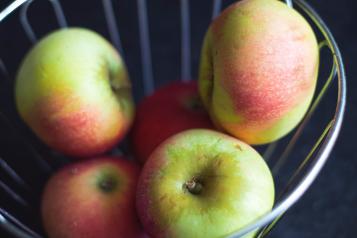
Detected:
left=131, top=80, right=214, bottom=164
left=41, top=157, right=145, bottom=238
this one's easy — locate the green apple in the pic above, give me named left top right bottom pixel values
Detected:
left=199, top=0, right=319, bottom=144
left=41, top=157, right=146, bottom=238
left=15, top=28, right=134, bottom=158
left=136, top=129, right=275, bottom=238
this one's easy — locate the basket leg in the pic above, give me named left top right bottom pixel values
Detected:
left=102, top=0, right=123, bottom=55
left=48, top=0, right=67, bottom=28
left=180, top=0, right=191, bottom=81
left=137, top=0, right=154, bottom=95
left=212, top=0, right=222, bottom=20
left=0, top=58, right=9, bottom=80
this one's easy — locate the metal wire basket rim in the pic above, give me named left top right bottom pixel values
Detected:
left=0, top=0, right=347, bottom=237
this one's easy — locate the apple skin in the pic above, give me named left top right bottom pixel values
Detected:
left=15, top=28, right=134, bottom=158
left=199, top=0, right=319, bottom=144
left=136, top=129, right=275, bottom=238
left=131, top=81, right=214, bottom=164
left=41, top=156, right=146, bottom=238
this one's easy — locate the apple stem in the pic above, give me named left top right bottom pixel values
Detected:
left=185, top=180, right=203, bottom=195
left=99, top=179, right=117, bottom=193
left=185, top=96, right=204, bottom=111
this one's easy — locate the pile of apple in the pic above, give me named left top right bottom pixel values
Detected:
left=14, top=0, right=318, bottom=237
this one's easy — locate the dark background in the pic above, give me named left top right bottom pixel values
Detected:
left=0, top=0, right=356, bottom=237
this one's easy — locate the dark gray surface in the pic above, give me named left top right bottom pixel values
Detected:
left=0, top=0, right=356, bottom=237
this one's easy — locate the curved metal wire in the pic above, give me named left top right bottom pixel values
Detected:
left=0, top=57, right=9, bottom=79
left=0, top=208, right=41, bottom=238
left=20, top=0, right=37, bottom=44
left=285, top=0, right=293, bottom=8
left=272, top=44, right=337, bottom=175
left=0, top=216, right=36, bottom=238
left=0, top=0, right=28, bottom=22
left=0, top=159, right=30, bottom=191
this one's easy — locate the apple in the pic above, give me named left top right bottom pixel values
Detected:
left=136, top=129, right=275, bottom=238
left=199, top=0, right=319, bottom=144
left=130, top=80, right=214, bottom=164
left=15, top=28, right=134, bottom=158
left=41, top=156, right=145, bottom=238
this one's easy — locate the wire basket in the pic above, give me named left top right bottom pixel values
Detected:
left=0, top=0, right=346, bottom=237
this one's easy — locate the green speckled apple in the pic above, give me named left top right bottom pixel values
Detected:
left=199, top=0, right=319, bottom=144
left=15, top=28, right=134, bottom=158
left=136, top=129, right=275, bottom=238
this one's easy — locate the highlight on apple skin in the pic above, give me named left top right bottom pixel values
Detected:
left=41, top=157, right=145, bottom=238
left=15, top=28, right=134, bottom=158
left=199, top=0, right=319, bottom=145
left=131, top=80, right=215, bottom=164
left=136, top=129, right=275, bottom=238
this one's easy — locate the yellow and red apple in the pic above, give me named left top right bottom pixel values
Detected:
left=41, top=157, right=145, bottom=238
left=199, top=0, right=319, bottom=144
left=15, top=28, right=134, bottom=158
left=136, top=129, right=275, bottom=238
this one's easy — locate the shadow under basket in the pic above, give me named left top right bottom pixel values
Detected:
left=0, top=0, right=346, bottom=237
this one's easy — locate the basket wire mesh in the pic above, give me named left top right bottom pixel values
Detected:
left=0, top=0, right=346, bottom=237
